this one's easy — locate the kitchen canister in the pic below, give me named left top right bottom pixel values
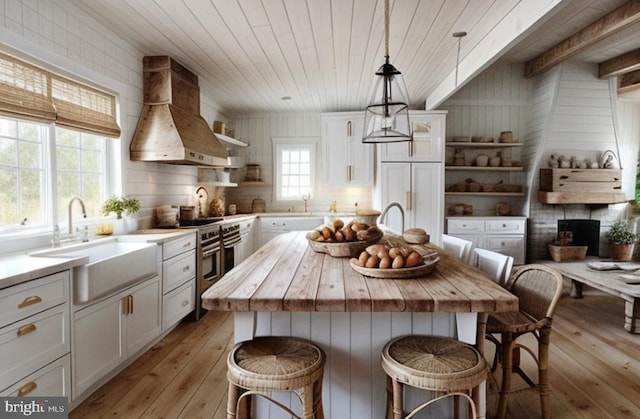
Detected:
left=228, top=204, right=237, bottom=215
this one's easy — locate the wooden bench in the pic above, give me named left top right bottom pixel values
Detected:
left=539, top=259, right=640, bottom=333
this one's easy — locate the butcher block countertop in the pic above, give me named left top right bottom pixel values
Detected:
left=202, top=231, right=518, bottom=314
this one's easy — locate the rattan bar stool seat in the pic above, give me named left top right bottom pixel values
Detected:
left=382, top=335, right=488, bottom=418
left=227, top=336, right=326, bottom=419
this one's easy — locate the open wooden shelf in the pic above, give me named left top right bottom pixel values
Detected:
left=445, top=166, right=523, bottom=172
left=538, top=191, right=626, bottom=204
left=239, top=181, right=271, bottom=187
left=446, top=192, right=524, bottom=197
left=445, top=142, right=523, bottom=147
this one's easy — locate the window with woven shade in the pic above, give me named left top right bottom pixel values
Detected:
left=52, top=75, right=120, bottom=138
left=0, top=50, right=120, bottom=234
left=0, top=51, right=56, bottom=122
left=0, top=51, right=120, bottom=138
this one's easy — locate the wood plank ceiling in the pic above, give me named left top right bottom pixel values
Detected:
left=67, top=0, right=640, bottom=115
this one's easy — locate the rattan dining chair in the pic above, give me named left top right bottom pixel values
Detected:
left=442, top=234, right=474, bottom=263
left=226, top=336, right=326, bottom=419
left=485, top=264, right=564, bottom=419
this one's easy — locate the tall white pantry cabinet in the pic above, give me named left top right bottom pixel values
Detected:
left=376, top=111, right=447, bottom=246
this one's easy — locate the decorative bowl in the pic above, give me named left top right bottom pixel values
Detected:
left=349, top=254, right=440, bottom=279
left=307, top=229, right=383, bottom=258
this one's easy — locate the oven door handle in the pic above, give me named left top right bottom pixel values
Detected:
left=202, top=247, right=221, bottom=258
left=224, top=236, right=242, bottom=247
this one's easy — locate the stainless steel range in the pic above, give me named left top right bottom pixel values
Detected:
left=180, top=217, right=222, bottom=320
left=221, top=222, right=241, bottom=276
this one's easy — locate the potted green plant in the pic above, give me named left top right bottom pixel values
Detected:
left=102, top=196, right=141, bottom=219
left=606, top=220, right=638, bottom=261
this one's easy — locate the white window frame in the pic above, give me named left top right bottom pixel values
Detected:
left=272, top=137, right=320, bottom=202
left=0, top=115, right=120, bottom=237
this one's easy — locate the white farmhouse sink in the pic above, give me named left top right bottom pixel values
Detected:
left=31, top=238, right=158, bottom=303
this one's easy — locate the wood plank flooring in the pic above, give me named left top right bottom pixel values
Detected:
left=71, top=282, right=640, bottom=418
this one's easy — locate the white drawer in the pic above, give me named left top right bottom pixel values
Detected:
left=0, top=270, right=69, bottom=328
left=1, top=354, right=70, bottom=397
left=486, top=219, right=526, bottom=234
left=163, top=249, right=196, bottom=293
left=0, top=304, right=70, bottom=390
left=163, top=280, right=195, bottom=330
left=486, top=236, right=524, bottom=251
left=447, top=219, right=485, bottom=234
left=163, top=233, right=197, bottom=260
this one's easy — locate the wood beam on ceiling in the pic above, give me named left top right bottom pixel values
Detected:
left=524, top=0, right=640, bottom=78
left=618, top=69, right=640, bottom=94
left=599, top=48, right=640, bottom=78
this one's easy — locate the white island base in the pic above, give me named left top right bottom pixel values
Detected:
left=233, top=311, right=485, bottom=419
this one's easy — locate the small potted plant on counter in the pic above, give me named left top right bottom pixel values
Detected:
left=606, top=220, right=638, bottom=261
left=102, top=195, right=141, bottom=233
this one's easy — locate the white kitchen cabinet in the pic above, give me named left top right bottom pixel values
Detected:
left=73, top=275, right=160, bottom=397
left=235, top=217, right=257, bottom=265
left=259, top=216, right=324, bottom=247
left=0, top=270, right=71, bottom=398
left=447, top=216, right=527, bottom=265
left=322, top=112, right=372, bottom=186
left=161, top=232, right=196, bottom=330
left=1, top=354, right=71, bottom=397
left=376, top=111, right=446, bottom=245
left=378, top=111, right=446, bottom=162
left=379, top=162, right=444, bottom=245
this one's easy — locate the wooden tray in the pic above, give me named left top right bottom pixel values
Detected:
left=348, top=254, right=440, bottom=279
left=307, top=230, right=383, bottom=258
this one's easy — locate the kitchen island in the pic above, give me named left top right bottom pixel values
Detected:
left=202, top=231, right=518, bottom=419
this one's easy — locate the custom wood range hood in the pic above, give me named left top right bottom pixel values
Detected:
left=129, top=56, right=228, bottom=166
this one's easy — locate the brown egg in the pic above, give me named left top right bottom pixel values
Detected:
left=392, top=255, right=405, bottom=269
left=377, top=249, right=390, bottom=260
left=335, top=231, right=344, bottom=242
left=365, top=255, right=380, bottom=268
left=405, top=251, right=423, bottom=268
left=321, top=227, right=332, bottom=240
left=388, top=247, right=402, bottom=258
left=357, top=251, right=369, bottom=267
left=379, top=256, right=392, bottom=269
left=342, top=227, right=356, bottom=241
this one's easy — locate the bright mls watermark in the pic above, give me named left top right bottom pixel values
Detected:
left=1, top=397, right=67, bottom=418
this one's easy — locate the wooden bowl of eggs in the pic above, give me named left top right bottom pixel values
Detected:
left=349, top=244, right=439, bottom=279
left=307, top=218, right=383, bottom=258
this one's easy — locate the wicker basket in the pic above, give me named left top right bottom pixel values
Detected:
left=548, top=243, right=588, bottom=262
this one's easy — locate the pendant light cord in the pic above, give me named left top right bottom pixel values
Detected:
left=384, top=0, right=390, bottom=59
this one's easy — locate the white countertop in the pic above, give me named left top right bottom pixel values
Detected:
left=0, top=229, right=195, bottom=291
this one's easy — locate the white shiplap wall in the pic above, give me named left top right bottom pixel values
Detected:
left=440, top=60, right=640, bottom=262
left=526, top=60, right=640, bottom=260
left=0, top=0, right=230, bottom=234
left=440, top=63, right=531, bottom=216
left=225, top=112, right=373, bottom=214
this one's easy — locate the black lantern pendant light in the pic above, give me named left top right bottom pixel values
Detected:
left=363, top=0, right=411, bottom=143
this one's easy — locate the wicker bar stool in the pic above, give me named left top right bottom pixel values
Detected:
left=382, top=335, right=488, bottom=419
left=226, top=336, right=326, bottom=419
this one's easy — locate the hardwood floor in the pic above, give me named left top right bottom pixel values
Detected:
left=71, top=282, right=640, bottom=418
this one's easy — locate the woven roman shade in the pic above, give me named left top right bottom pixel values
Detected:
left=0, top=50, right=120, bottom=138
left=0, top=51, right=56, bottom=121
left=52, top=75, right=120, bottom=138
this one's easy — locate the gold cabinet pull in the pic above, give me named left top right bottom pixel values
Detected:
left=406, top=191, right=412, bottom=211
left=347, top=120, right=352, bottom=137
left=408, top=141, right=414, bottom=157
left=17, top=381, right=37, bottom=397
left=17, top=323, right=36, bottom=337
left=122, top=296, right=131, bottom=315
left=129, top=295, right=134, bottom=315
left=18, top=296, right=42, bottom=309
left=347, top=165, right=353, bottom=182
left=182, top=265, right=190, bottom=272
